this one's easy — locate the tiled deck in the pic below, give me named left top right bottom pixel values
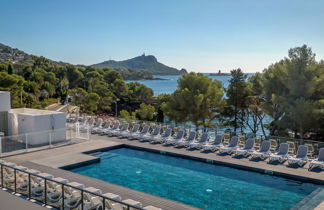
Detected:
left=3, top=134, right=324, bottom=210
left=0, top=190, right=48, bottom=210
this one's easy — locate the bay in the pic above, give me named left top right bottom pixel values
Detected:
left=126, top=74, right=237, bottom=96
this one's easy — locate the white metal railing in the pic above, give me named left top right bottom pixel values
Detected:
left=0, top=127, right=81, bottom=157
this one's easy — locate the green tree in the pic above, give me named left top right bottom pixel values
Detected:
left=162, top=73, right=224, bottom=130
left=7, top=64, right=13, bottom=74
left=0, top=72, right=25, bottom=107
left=135, top=103, right=155, bottom=121
left=261, top=45, right=324, bottom=139
left=245, top=73, right=266, bottom=135
left=68, top=88, right=87, bottom=107
left=127, top=82, right=153, bottom=103
left=83, top=93, right=100, bottom=114
left=119, top=110, right=136, bottom=120
left=224, top=69, right=249, bottom=133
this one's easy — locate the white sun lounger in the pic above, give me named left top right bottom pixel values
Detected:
left=91, top=119, right=104, bottom=134
left=163, top=130, right=184, bottom=146
left=268, top=143, right=289, bottom=163
left=288, top=145, right=308, bottom=167
left=103, top=192, right=122, bottom=210
left=140, top=126, right=161, bottom=142
left=232, top=138, right=255, bottom=157
left=250, top=140, right=271, bottom=160
left=218, top=136, right=239, bottom=155
left=64, top=182, right=85, bottom=209
left=46, top=177, right=69, bottom=204
left=105, top=121, right=120, bottom=136
left=111, top=123, right=129, bottom=136
left=131, top=125, right=150, bottom=140
left=122, top=199, right=143, bottom=210
left=188, top=133, right=209, bottom=150
left=174, top=131, right=196, bottom=148
left=150, top=127, right=172, bottom=144
left=123, top=124, right=140, bottom=139
left=83, top=187, right=103, bottom=210
left=201, top=135, right=223, bottom=152
left=98, top=121, right=112, bottom=134
left=309, top=148, right=324, bottom=170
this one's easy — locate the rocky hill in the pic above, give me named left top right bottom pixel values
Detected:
left=93, top=54, right=187, bottom=75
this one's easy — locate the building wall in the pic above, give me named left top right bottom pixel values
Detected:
left=8, top=109, right=66, bottom=146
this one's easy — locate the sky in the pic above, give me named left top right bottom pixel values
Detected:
left=0, top=0, right=324, bottom=73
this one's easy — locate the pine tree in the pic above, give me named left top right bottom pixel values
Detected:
left=225, top=68, right=249, bottom=133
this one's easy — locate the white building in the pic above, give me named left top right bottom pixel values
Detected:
left=0, top=91, right=66, bottom=146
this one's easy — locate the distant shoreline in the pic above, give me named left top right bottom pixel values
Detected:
left=126, top=77, right=168, bottom=81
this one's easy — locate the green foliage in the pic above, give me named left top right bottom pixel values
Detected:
left=135, top=103, right=155, bottom=121
left=119, top=110, right=136, bottom=120
left=223, top=68, right=249, bottom=133
left=127, top=82, right=153, bottom=103
left=7, top=64, right=13, bottom=74
left=120, top=69, right=153, bottom=80
left=83, top=93, right=100, bottom=114
left=261, top=45, right=324, bottom=138
left=162, top=73, right=224, bottom=129
left=0, top=71, right=24, bottom=107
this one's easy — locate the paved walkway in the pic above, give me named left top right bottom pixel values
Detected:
left=0, top=190, right=48, bottom=210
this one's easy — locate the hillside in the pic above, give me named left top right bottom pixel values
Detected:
left=92, top=54, right=187, bottom=75
left=0, top=43, right=35, bottom=64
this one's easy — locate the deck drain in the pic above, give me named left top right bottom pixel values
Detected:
left=206, top=189, right=213, bottom=192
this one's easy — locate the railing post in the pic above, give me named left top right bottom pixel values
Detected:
left=25, top=133, right=28, bottom=153
left=87, top=126, right=90, bottom=140
left=1, top=165, right=3, bottom=187
left=44, top=179, right=47, bottom=205
left=69, top=126, right=72, bottom=140
left=0, top=134, right=2, bottom=157
left=14, top=168, right=17, bottom=192
left=81, top=190, right=84, bottom=210
left=61, top=184, right=65, bottom=209
left=49, top=131, right=52, bottom=149
left=28, top=174, right=31, bottom=199
left=76, top=122, right=80, bottom=139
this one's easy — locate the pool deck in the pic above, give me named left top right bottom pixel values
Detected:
left=3, top=134, right=324, bottom=210
left=0, top=190, right=49, bottom=210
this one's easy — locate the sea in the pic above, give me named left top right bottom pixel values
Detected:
left=126, top=74, right=242, bottom=96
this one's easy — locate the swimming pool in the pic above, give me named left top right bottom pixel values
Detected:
left=71, top=148, right=320, bottom=209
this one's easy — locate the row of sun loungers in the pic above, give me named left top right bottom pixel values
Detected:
left=92, top=120, right=324, bottom=170
left=0, top=160, right=162, bottom=210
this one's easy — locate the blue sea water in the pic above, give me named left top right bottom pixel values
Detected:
left=127, top=74, right=234, bottom=96
left=71, top=148, right=320, bottom=210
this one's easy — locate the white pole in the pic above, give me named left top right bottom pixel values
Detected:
left=76, top=122, right=79, bottom=138
left=87, top=125, right=90, bottom=140
left=25, top=133, right=28, bottom=153
left=0, top=135, right=2, bottom=157
left=49, top=130, right=52, bottom=148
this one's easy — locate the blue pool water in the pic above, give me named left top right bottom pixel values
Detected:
left=71, top=148, right=320, bottom=210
